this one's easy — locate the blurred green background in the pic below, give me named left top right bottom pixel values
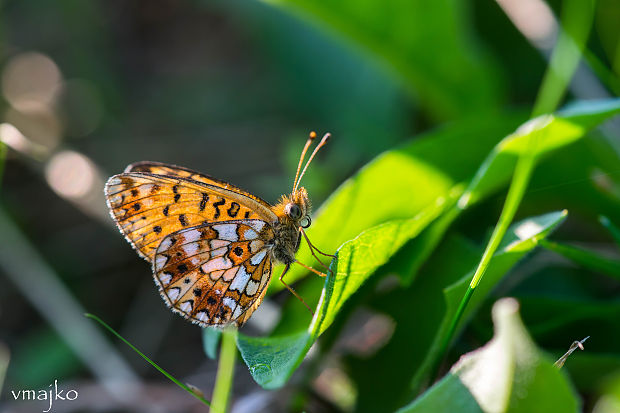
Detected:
left=0, top=0, right=619, bottom=412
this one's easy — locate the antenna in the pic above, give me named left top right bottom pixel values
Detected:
left=293, top=132, right=330, bottom=193
left=292, top=131, right=317, bottom=193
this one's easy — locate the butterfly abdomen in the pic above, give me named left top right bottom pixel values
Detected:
left=271, top=220, right=301, bottom=265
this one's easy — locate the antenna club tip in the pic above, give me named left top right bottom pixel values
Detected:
left=309, top=131, right=317, bottom=140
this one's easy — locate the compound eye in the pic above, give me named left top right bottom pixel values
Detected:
left=301, top=215, right=311, bottom=228
left=287, top=203, right=302, bottom=220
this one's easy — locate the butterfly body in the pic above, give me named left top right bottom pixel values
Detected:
left=270, top=188, right=310, bottom=265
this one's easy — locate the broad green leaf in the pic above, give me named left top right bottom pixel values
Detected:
left=237, top=331, right=312, bottom=390
left=237, top=193, right=454, bottom=389
left=541, top=239, right=620, bottom=280
left=600, top=215, right=620, bottom=248
left=310, top=194, right=454, bottom=337
left=259, top=0, right=501, bottom=119
left=398, top=298, right=580, bottom=413
left=399, top=374, right=485, bottom=413
left=410, top=211, right=567, bottom=393
left=202, top=327, right=222, bottom=360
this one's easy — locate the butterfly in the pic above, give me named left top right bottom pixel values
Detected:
left=104, top=132, right=333, bottom=327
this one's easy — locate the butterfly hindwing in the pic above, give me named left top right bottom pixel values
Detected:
left=153, top=220, right=274, bottom=326
left=105, top=170, right=276, bottom=261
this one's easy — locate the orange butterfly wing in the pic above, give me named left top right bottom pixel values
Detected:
left=125, top=161, right=272, bottom=207
left=153, top=220, right=273, bottom=326
left=105, top=163, right=277, bottom=261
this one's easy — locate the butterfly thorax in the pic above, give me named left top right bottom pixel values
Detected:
left=269, top=187, right=311, bottom=265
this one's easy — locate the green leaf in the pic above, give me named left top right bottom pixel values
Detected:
left=397, top=298, right=580, bottom=413
left=410, top=211, right=567, bottom=393
left=310, top=194, right=454, bottom=337
left=460, top=98, right=620, bottom=209
left=540, top=239, right=620, bottom=280
left=202, top=327, right=222, bottom=360
left=600, top=215, right=620, bottom=248
left=237, top=330, right=312, bottom=389
left=237, top=193, right=454, bottom=389
left=259, top=0, right=501, bottom=118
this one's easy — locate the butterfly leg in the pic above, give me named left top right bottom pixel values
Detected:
left=299, top=227, right=335, bottom=270
left=294, top=259, right=327, bottom=278
left=300, top=227, right=336, bottom=258
left=279, top=263, right=315, bottom=315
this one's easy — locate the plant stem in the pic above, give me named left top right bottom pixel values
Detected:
left=211, top=327, right=238, bottom=413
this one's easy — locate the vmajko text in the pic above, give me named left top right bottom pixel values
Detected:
left=11, top=379, right=78, bottom=412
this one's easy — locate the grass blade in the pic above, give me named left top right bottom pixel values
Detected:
left=541, top=239, right=620, bottom=280
left=85, top=313, right=211, bottom=407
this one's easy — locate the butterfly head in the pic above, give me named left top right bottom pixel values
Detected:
left=274, top=186, right=311, bottom=228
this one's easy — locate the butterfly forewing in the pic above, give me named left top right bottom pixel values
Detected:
left=153, top=220, right=274, bottom=326
left=105, top=170, right=276, bottom=261
left=125, top=161, right=272, bottom=208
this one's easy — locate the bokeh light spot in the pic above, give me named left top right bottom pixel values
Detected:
left=45, top=150, right=97, bottom=199
left=2, top=52, right=62, bottom=111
